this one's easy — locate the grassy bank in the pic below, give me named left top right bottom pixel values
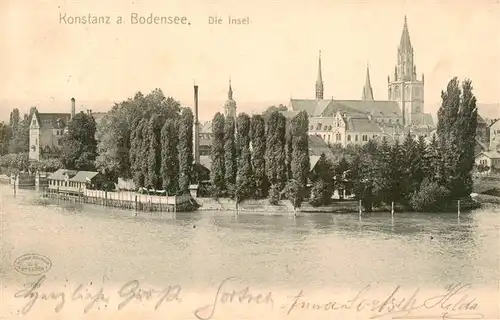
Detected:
left=473, top=175, right=500, bottom=201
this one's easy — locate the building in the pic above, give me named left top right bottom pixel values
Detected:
left=28, top=99, right=74, bottom=161
left=475, top=151, right=500, bottom=171
left=289, top=16, right=434, bottom=147
left=489, top=119, right=500, bottom=152
left=476, top=114, right=490, bottom=146
left=47, top=169, right=103, bottom=194
left=387, top=16, right=428, bottom=127
left=28, top=98, right=107, bottom=161
left=224, top=79, right=237, bottom=120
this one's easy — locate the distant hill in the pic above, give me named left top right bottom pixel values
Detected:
left=428, top=102, right=499, bottom=124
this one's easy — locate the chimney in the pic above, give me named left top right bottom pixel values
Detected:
left=71, top=97, right=76, bottom=119
left=193, top=85, right=200, bottom=164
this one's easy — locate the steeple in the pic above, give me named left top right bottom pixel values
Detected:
left=399, top=15, right=412, bottom=53
left=224, top=78, right=237, bottom=119
left=315, top=50, right=324, bottom=100
left=395, top=15, right=415, bottom=81
left=362, top=64, right=374, bottom=101
left=228, top=78, right=233, bottom=100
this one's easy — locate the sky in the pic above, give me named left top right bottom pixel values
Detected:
left=1, top=0, right=499, bottom=122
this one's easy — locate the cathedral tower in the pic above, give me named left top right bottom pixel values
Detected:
left=387, top=16, right=425, bottom=126
left=224, top=79, right=237, bottom=119
left=315, top=51, right=324, bottom=100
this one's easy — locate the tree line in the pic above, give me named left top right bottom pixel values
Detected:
left=209, top=110, right=310, bottom=208
left=325, top=78, right=478, bottom=212
left=0, top=78, right=479, bottom=213
left=94, top=89, right=193, bottom=193
left=0, top=108, right=30, bottom=156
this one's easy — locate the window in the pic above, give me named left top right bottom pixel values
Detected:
left=336, top=133, right=341, bottom=141
left=316, top=123, right=322, bottom=130
left=355, top=135, right=358, bottom=142
left=347, top=135, right=351, bottom=141
left=32, top=120, right=36, bottom=125
left=328, top=126, right=332, bottom=130
left=362, top=135, right=368, bottom=141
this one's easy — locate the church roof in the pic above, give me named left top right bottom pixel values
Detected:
left=345, top=116, right=382, bottom=133
left=199, top=121, right=212, bottom=133
left=290, top=99, right=401, bottom=118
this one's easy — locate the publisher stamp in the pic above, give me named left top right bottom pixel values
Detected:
left=14, top=253, right=52, bottom=276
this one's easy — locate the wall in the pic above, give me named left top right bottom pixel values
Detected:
left=29, top=128, right=40, bottom=160
left=489, top=121, right=500, bottom=151
left=345, top=131, right=381, bottom=146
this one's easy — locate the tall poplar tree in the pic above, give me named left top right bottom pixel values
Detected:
left=236, top=113, right=254, bottom=200
left=131, top=120, right=145, bottom=188
left=224, top=116, right=237, bottom=190
left=288, top=111, right=310, bottom=208
left=141, top=119, right=151, bottom=188
left=265, top=111, right=287, bottom=188
left=437, top=78, right=478, bottom=199
left=210, top=113, right=225, bottom=196
left=146, top=115, right=162, bottom=189
left=177, top=107, right=194, bottom=192
left=160, top=118, right=179, bottom=194
left=250, top=115, right=268, bottom=198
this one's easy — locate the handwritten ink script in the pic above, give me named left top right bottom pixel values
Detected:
left=14, top=275, right=181, bottom=315
left=283, top=283, right=483, bottom=319
left=13, top=276, right=485, bottom=319
left=194, top=277, right=274, bottom=320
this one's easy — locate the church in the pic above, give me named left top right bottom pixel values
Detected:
left=286, top=16, right=434, bottom=147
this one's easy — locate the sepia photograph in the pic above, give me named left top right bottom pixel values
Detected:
left=1, top=0, right=499, bottom=319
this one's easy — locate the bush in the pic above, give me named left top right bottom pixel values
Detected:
left=0, top=153, right=29, bottom=175
left=268, top=183, right=281, bottom=205
left=310, top=180, right=332, bottom=207
left=29, top=158, right=63, bottom=173
left=410, top=178, right=450, bottom=212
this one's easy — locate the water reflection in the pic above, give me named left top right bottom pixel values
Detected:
left=1, top=186, right=499, bottom=290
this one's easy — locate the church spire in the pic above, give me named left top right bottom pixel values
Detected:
left=362, top=64, right=374, bottom=101
left=315, top=50, right=324, bottom=100
left=228, top=78, right=233, bottom=100
left=399, top=15, right=413, bottom=53
left=224, top=78, right=237, bottom=119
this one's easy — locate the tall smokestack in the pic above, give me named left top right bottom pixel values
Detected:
left=193, top=85, right=200, bottom=163
left=71, top=97, right=76, bottom=119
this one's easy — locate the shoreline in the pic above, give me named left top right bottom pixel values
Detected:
left=2, top=180, right=492, bottom=215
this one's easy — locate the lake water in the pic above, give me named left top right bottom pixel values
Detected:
left=1, top=185, right=499, bottom=319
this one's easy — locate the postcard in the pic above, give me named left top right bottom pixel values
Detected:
left=1, top=0, right=499, bottom=319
